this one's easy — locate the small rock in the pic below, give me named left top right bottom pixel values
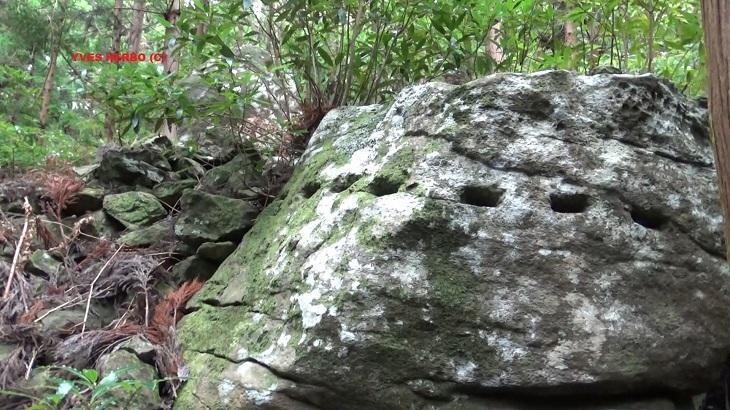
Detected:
left=38, top=306, right=91, bottom=332
left=73, top=163, right=100, bottom=180
left=172, top=255, right=218, bottom=282
left=96, top=349, right=161, bottom=409
left=118, top=335, right=156, bottom=363
left=119, top=220, right=173, bottom=247
left=153, top=179, right=197, bottom=205
left=64, top=186, right=105, bottom=216
left=588, top=65, right=622, bottom=75
left=196, top=241, right=237, bottom=262
left=38, top=303, right=113, bottom=332
left=199, top=153, right=265, bottom=199
left=174, top=190, right=258, bottom=246
left=94, top=149, right=168, bottom=188
left=103, top=192, right=167, bottom=230
left=83, top=210, right=124, bottom=239
left=26, top=250, right=62, bottom=277
left=0, top=342, right=19, bottom=362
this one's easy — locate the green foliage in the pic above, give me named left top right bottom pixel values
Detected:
left=1, top=366, right=160, bottom=410
left=266, top=0, right=705, bottom=105
left=0, top=0, right=710, bottom=167
left=0, top=121, right=98, bottom=168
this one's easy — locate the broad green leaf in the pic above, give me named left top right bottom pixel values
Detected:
left=81, top=369, right=98, bottom=384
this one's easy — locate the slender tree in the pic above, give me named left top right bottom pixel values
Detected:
left=159, top=0, right=180, bottom=142
left=128, top=0, right=145, bottom=53
left=196, top=0, right=209, bottom=36
left=39, top=0, right=67, bottom=129
left=111, top=0, right=124, bottom=54
left=487, top=20, right=504, bottom=66
left=701, top=0, right=730, bottom=257
left=104, top=0, right=124, bottom=140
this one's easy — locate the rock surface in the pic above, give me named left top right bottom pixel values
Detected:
left=174, top=190, right=259, bottom=247
left=172, top=255, right=219, bottom=282
left=118, top=219, right=173, bottom=247
left=96, top=349, right=161, bottom=409
left=196, top=241, right=237, bottom=262
left=25, top=250, right=62, bottom=277
left=176, top=71, right=728, bottom=409
left=94, top=148, right=169, bottom=188
left=103, top=192, right=167, bottom=230
left=200, top=153, right=266, bottom=199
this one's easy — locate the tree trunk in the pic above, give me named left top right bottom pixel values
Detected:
left=701, top=0, right=730, bottom=257
left=129, top=0, right=145, bottom=52
left=487, top=20, right=504, bottom=66
left=39, top=0, right=67, bottom=129
left=196, top=0, right=209, bottom=36
left=164, top=0, right=180, bottom=75
left=111, top=0, right=123, bottom=53
left=39, top=46, right=58, bottom=129
left=104, top=0, right=124, bottom=141
left=160, top=0, right=181, bottom=142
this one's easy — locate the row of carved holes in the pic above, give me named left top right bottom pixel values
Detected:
left=460, top=187, right=668, bottom=230
left=302, top=182, right=668, bottom=230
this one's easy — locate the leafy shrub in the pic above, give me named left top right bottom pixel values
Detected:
left=1, top=366, right=159, bottom=410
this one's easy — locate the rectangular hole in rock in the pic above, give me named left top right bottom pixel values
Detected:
left=549, top=193, right=590, bottom=213
left=460, top=185, right=504, bottom=207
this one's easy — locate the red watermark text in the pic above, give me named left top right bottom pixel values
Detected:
left=72, top=52, right=167, bottom=63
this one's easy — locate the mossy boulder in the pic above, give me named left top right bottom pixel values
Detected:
left=103, top=192, right=167, bottom=230
left=96, top=349, right=161, bottom=409
left=196, top=241, right=237, bottom=263
left=176, top=72, right=727, bottom=409
left=199, top=153, right=266, bottom=199
left=118, top=219, right=173, bottom=247
left=153, top=179, right=197, bottom=205
left=174, top=190, right=258, bottom=247
left=26, top=250, right=62, bottom=277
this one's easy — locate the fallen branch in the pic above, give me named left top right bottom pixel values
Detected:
left=81, top=245, right=124, bottom=334
left=2, top=198, right=32, bottom=300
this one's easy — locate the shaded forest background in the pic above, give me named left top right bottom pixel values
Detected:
left=0, top=0, right=706, bottom=167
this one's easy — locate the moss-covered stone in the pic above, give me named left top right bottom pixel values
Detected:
left=174, top=190, right=259, bottom=247
left=152, top=179, right=197, bottom=205
left=103, top=191, right=167, bottom=229
left=176, top=72, right=729, bottom=409
left=118, top=219, right=173, bottom=247
left=196, top=241, right=237, bottom=262
left=199, top=153, right=265, bottom=199
left=96, top=350, right=161, bottom=409
left=26, top=249, right=62, bottom=277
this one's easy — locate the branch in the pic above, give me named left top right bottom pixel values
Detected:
left=81, top=245, right=124, bottom=334
left=2, top=198, right=32, bottom=300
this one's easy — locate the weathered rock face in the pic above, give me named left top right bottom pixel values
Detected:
left=174, top=190, right=259, bottom=247
left=103, top=192, right=167, bottom=230
left=176, top=71, right=728, bottom=409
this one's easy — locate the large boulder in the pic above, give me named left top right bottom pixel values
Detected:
left=176, top=71, right=727, bottom=409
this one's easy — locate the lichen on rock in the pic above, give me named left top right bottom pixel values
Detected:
left=176, top=71, right=728, bottom=409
